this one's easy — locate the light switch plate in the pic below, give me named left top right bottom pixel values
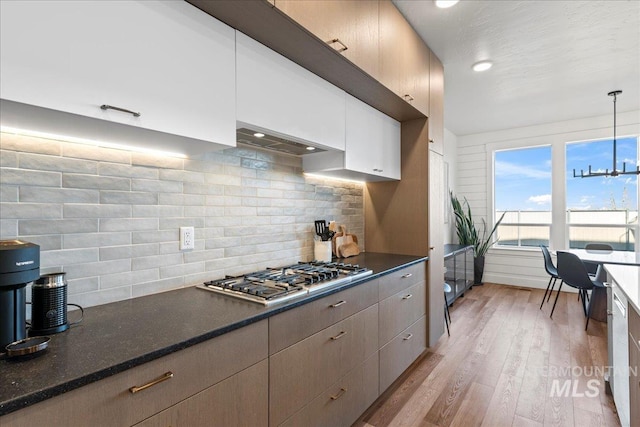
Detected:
left=179, top=226, right=195, bottom=250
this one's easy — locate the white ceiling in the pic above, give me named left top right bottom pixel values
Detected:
left=393, top=0, right=640, bottom=136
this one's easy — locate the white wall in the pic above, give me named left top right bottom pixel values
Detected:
left=0, top=132, right=364, bottom=308
left=454, top=110, right=640, bottom=289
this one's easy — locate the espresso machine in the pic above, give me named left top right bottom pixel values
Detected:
left=0, top=240, right=40, bottom=349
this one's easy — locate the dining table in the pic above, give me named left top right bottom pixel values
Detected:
left=563, top=248, right=640, bottom=322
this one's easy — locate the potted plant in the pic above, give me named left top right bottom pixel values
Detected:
left=450, top=192, right=505, bottom=284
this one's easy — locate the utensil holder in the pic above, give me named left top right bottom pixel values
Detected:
left=314, top=241, right=332, bottom=262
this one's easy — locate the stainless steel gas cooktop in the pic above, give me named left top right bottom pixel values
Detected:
left=197, top=261, right=372, bottom=305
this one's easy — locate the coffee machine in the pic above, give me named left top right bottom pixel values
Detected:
left=0, top=240, right=40, bottom=349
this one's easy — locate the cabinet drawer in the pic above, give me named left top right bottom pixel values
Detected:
left=1, top=320, right=268, bottom=427
left=134, top=360, right=268, bottom=427
left=629, top=304, right=640, bottom=345
left=270, top=304, right=378, bottom=426
left=379, top=316, right=426, bottom=393
left=378, top=262, right=425, bottom=300
left=280, top=353, right=379, bottom=427
left=379, top=280, right=426, bottom=346
left=269, top=280, right=378, bottom=354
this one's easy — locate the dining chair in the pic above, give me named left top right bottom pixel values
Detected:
left=553, top=251, right=607, bottom=330
left=444, top=282, right=452, bottom=336
left=539, top=245, right=561, bottom=310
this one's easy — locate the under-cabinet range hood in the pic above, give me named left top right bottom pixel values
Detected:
left=236, top=127, right=327, bottom=156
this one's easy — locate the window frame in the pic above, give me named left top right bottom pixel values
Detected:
left=487, top=130, right=640, bottom=252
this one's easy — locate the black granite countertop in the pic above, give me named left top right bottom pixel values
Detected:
left=0, top=252, right=426, bottom=416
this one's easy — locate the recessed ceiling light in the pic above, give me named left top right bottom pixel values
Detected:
left=435, top=0, right=459, bottom=8
left=472, top=61, right=493, bottom=72
left=306, top=146, right=316, bottom=151
left=253, top=132, right=265, bottom=138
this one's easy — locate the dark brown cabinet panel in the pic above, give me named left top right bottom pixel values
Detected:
left=276, top=0, right=380, bottom=80
left=428, top=49, right=444, bottom=154
left=379, top=0, right=429, bottom=116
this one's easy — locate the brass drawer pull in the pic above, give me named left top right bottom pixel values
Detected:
left=403, top=333, right=413, bottom=341
left=129, top=371, right=173, bottom=394
left=403, top=94, right=414, bottom=102
left=330, top=387, right=347, bottom=400
left=100, top=104, right=141, bottom=118
left=401, top=273, right=413, bottom=279
left=331, top=331, right=347, bottom=341
left=402, top=294, right=413, bottom=300
left=330, top=300, right=347, bottom=308
left=327, top=38, right=348, bottom=52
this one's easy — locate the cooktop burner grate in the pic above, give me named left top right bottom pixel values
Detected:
left=198, top=261, right=372, bottom=305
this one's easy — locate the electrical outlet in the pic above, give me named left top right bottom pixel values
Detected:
left=179, top=226, right=195, bottom=250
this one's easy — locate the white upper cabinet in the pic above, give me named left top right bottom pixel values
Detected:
left=0, top=1, right=236, bottom=154
left=303, top=94, right=400, bottom=181
left=236, top=31, right=346, bottom=151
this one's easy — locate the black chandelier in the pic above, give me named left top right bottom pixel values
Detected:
left=573, top=90, right=639, bottom=178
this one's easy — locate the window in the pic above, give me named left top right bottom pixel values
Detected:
left=566, top=137, right=638, bottom=250
left=491, top=135, right=639, bottom=252
left=494, top=146, right=552, bottom=247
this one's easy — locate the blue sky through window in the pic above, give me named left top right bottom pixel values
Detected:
left=566, top=137, right=638, bottom=210
left=495, top=146, right=552, bottom=211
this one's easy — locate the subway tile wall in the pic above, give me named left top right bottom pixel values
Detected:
left=0, top=132, right=364, bottom=308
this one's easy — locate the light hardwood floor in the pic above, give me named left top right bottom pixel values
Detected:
left=355, top=283, right=621, bottom=427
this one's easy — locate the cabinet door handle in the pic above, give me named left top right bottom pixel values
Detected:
left=607, top=310, right=614, bottom=316
left=372, top=168, right=384, bottom=173
left=330, top=300, right=346, bottom=308
left=330, top=387, right=347, bottom=400
left=129, top=371, right=173, bottom=394
left=401, top=273, right=413, bottom=279
left=429, top=139, right=435, bottom=144
left=403, top=333, right=413, bottom=341
left=327, top=38, right=348, bottom=52
left=100, top=104, right=141, bottom=118
left=402, top=294, right=413, bottom=300
left=403, top=94, right=414, bottom=102
left=330, top=331, right=347, bottom=341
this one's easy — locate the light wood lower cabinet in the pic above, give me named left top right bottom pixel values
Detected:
left=0, top=321, right=268, bottom=427
left=379, top=280, right=426, bottom=345
left=4, top=273, right=430, bottom=427
left=134, top=360, right=268, bottom=427
left=379, top=316, right=427, bottom=392
left=270, top=304, right=378, bottom=426
left=378, top=261, right=425, bottom=301
left=280, top=353, right=379, bottom=427
left=269, top=280, right=379, bottom=355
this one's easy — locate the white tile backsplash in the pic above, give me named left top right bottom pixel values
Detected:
left=0, top=132, right=364, bottom=308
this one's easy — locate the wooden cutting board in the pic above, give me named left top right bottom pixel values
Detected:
left=338, top=241, right=360, bottom=258
left=334, top=225, right=359, bottom=257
